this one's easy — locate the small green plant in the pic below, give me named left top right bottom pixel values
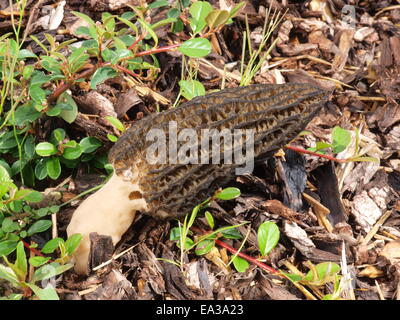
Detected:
left=105, top=116, right=126, bottom=142
left=305, top=126, right=378, bottom=163
left=0, top=165, right=54, bottom=248
left=231, top=220, right=281, bottom=273
left=307, top=126, right=351, bottom=154
left=0, top=235, right=81, bottom=300
left=168, top=185, right=344, bottom=300
left=283, top=261, right=342, bottom=300
left=240, top=7, right=286, bottom=86
left=168, top=186, right=283, bottom=274
left=34, top=128, right=103, bottom=180
left=168, top=187, right=246, bottom=270
left=0, top=163, right=82, bottom=300
left=176, top=1, right=245, bottom=102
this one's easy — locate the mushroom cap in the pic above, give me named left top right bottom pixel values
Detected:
left=108, top=83, right=330, bottom=219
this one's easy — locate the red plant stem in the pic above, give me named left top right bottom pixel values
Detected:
left=115, top=65, right=140, bottom=77
left=128, top=34, right=145, bottom=50
left=47, top=42, right=181, bottom=104
left=191, top=226, right=279, bottom=274
left=47, top=66, right=99, bottom=104
left=215, top=239, right=279, bottom=274
left=285, top=145, right=347, bottom=163
left=133, top=43, right=180, bottom=57
left=22, top=240, right=45, bottom=258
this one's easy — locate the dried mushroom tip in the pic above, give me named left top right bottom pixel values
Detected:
left=67, top=83, right=331, bottom=274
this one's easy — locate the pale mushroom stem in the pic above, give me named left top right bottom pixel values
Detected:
left=67, top=172, right=147, bottom=274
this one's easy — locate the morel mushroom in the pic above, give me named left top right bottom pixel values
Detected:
left=67, top=83, right=330, bottom=274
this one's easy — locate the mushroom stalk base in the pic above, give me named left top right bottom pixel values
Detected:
left=67, top=172, right=147, bottom=274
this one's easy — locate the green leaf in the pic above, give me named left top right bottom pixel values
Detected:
left=32, top=262, right=73, bottom=282
left=57, top=92, right=78, bottom=124
left=168, top=8, right=180, bottom=18
left=2, top=218, right=20, bottom=233
left=3, top=293, right=23, bottom=300
left=41, top=238, right=64, bottom=254
left=138, top=18, right=158, bottom=47
left=105, top=116, right=125, bottom=132
left=34, top=159, right=48, bottom=180
left=90, top=67, right=117, bottom=89
left=46, top=105, right=62, bottom=117
left=15, top=241, right=27, bottom=281
left=220, top=227, right=242, bottom=240
left=12, top=104, right=41, bottom=125
left=151, top=18, right=177, bottom=31
left=117, top=17, right=139, bottom=35
left=169, top=227, right=183, bottom=241
left=282, top=272, right=303, bottom=283
left=177, top=236, right=194, bottom=250
left=0, top=264, right=19, bottom=287
left=79, top=137, right=102, bottom=153
left=18, top=49, right=37, bottom=59
left=214, top=187, right=241, bottom=200
left=0, top=131, right=18, bottom=151
left=29, top=85, right=46, bottom=104
left=71, top=11, right=96, bottom=26
left=40, top=56, right=61, bottom=73
left=8, top=199, right=23, bottom=213
left=30, top=71, right=51, bottom=86
left=26, top=283, right=59, bottom=300
left=205, top=10, right=230, bottom=29
left=189, top=1, right=213, bottom=34
left=232, top=256, right=249, bottom=272
left=331, top=126, right=351, bottom=154
left=178, top=38, right=211, bottom=58
left=29, top=256, right=51, bottom=267
left=304, top=262, right=341, bottom=283
left=11, top=160, right=27, bottom=177
left=17, top=189, right=43, bottom=202
left=22, top=65, right=35, bottom=79
left=101, top=48, right=117, bottom=62
left=205, top=211, right=214, bottom=229
left=179, top=79, right=205, bottom=100
left=121, top=11, right=136, bottom=20
left=148, top=0, right=168, bottom=9
left=35, top=142, right=57, bottom=157
left=172, top=18, right=184, bottom=33
left=65, top=234, right=82, bottom=255
left=0, top=240, right=18, bottom=256
left=46, top=157, right=61, bottom=180
left=76, top=26, right=92, bottom=38
left=102, top=12, right=115, bottom=32
left=0, top=165, right=12, bottom=183
left=50, top=128, right=66, bottom=145
left=257, top=221, right=280, bottom=257
left=107, top=134, right=118, bottom=142
left=27, top=220, right=52, bottom=236
left=315, top=141, right=332, bottom=151
left=24, top=135, right=36, bottom=160
left=228, top=2, right=246, bottom=19
left=195, top=239, right=215, bottom=255
left=62, top=144, right=82, bottom=160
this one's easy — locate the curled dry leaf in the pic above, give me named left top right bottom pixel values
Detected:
left=358, top=265, right=385, bottom=279
left=283, top=221, right=316, bottom=254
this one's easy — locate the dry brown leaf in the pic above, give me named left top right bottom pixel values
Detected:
left=358, top=265, right=385, bottom=278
